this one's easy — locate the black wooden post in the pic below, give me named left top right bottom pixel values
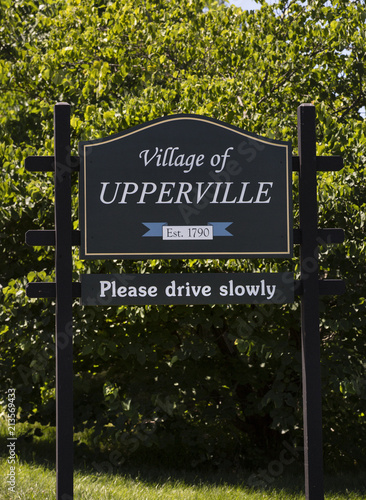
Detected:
left=54, top=103, right=74, bottom=500
left=298, top=103, right=324, bottom=500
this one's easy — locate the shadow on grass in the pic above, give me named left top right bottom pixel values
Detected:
left=1, top=423, right=365, bottom=497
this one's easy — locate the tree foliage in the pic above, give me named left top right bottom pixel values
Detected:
left=1, top=0, right=366, bottom=470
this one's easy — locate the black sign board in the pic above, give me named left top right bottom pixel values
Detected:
left=81, top=272, right=294, bottom=306
left=79, top=115, right=292, bottom=259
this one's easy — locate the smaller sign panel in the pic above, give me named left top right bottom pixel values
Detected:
left=81, top=273, right=294, bottom=306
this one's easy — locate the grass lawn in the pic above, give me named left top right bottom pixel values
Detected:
left=1, top=458, right=366, bottom=499
left=1, top=420, right=365, bottom=499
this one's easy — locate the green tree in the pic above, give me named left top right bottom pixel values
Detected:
left=1, top=0, right=365, bottom=470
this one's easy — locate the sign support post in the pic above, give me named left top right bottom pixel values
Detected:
left=298, top=103, right=324, bottom=500
left=54, top=103, right=74, bottom=500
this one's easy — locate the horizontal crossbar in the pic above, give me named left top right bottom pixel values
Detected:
left=292, top=155, right=343, bottom=172
left=26, top=228, right=344, bottom=247
left=25, top=155, right=80, bottom=172
left=26, top=230, right=81, bottom=246
left=292, top=228, right=344, bottom=245
left=26, top=282, right=81, bottom=298
left=27, top=279, right=345, bottom=299
left=294, top=279, right=345, bottom=296
left=25, top=155, right=343, bottom=173
left=319, top=279, right=346, bottom=295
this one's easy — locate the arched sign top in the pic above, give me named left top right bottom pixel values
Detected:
left=80, top=113, right=289, bottom=147
left=79, top=114, right=292, bottom=260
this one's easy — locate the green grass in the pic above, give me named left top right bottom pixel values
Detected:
left=1, top=420, right=365, bottom=499
left=1, top=459, right=366, bottom=499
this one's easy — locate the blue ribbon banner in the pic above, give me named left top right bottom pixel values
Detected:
left=142, top=222, right=233, bottom=238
